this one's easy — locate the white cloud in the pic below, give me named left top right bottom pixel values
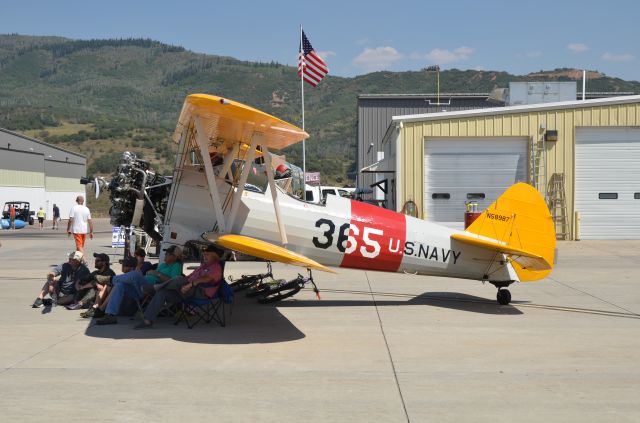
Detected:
left=601, top=52, right=634, bottom=62
left=352, top=47, right=404, bottom=72
left=567, top=43, right=588, bottom=53
left=317, top=50, right=336, bottom=61
left=420, top=46, right=474, bottom=64
left=525, top=50, right=543, bottom=58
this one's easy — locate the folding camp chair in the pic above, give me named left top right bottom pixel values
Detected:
left=174, top=280, right=233, bottom=329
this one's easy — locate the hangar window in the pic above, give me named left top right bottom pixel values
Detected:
left=635, top=193, right=640, bottom=199
left=466, top=193, right=485, bottom=200
left=432, top=193, right=450, bottom=199
left=598, top=193, right=618, bottom=200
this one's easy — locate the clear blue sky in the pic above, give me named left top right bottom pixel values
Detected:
left=2, top=0, right=639, bottom=82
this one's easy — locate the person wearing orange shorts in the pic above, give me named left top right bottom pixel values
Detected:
left=67, top=196, right=93, bottom=253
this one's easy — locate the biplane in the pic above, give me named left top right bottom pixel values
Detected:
left=146, top=94, right=556, bottom=305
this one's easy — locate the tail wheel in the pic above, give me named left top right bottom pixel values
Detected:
left=497, top=289, right=511, bottom=305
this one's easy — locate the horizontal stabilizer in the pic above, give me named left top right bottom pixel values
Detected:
left=451, top=233, right=551, bottom=271
left=205, top=233, right=336, bottom=273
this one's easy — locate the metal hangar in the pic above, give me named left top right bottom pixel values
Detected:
left=378, top=95, right=640, bottom=240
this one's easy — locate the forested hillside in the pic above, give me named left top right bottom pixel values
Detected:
left=1, top=34, right=638, bottom=184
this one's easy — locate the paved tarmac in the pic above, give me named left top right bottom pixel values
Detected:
left=0, top=219, right=639, bottom=422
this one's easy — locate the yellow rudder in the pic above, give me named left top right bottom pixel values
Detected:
left=465, top=183, right=556, bottom=281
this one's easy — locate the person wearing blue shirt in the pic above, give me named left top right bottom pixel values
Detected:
left=97, top=246, right=183, bottom=325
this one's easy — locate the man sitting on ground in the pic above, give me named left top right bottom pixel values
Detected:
left=80, top=256, right=136, bottom=319
left=96, top=246, right=184, bottom=325
left=134, top=244, right=224, bottom=329
left=65, top=253, right=116, bottom=310
left=32, top=251, right=90, bottom=308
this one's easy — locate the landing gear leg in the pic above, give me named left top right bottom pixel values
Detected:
left=496, top=288, right=511, bottom=305
left=489, top=281, right=514, bottom=305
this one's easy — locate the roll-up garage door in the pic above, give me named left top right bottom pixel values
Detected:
left=575, top=127, right=640, bottom=239
left=424, top=137, right=528, bottom=229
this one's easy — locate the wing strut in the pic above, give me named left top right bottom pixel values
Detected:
left=194, top=117, right=227, bottom=233
left=219, top=142, right=240, bottom=182
left=225, top=131, right=259, bottom=233
left=261, top=143, right=288, bottom=246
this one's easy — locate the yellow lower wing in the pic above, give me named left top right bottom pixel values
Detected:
left=208, top=234, right=336, bottom=273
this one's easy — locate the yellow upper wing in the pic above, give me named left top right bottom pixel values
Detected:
left=205, top=233, right=336, bottom=273
left=173, top=94, right=309, bottom=152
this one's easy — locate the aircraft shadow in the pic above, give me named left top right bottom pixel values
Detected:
left=275, top=291, right=524, bottom=315
left=83, top=295, right=306, bottom=344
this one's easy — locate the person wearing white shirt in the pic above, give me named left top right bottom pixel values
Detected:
left=67, top=195, right=93, bottom=253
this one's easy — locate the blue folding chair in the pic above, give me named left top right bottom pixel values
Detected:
left=174, top=280, right=233, bottom=329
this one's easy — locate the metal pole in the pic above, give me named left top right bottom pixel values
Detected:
left=437, top=68, right=440, bottom=105
left=582, top=70, right=586, bottom=100
left=300, top=25, right=306, bottom=199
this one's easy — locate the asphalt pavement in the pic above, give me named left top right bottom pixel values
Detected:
left=0, top=219, right=639, bottom=422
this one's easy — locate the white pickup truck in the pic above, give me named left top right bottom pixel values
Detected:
left=305, top=185, right=355, bottom=203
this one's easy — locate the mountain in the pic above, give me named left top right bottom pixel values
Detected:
left=1, top=34, right=639, bottom=184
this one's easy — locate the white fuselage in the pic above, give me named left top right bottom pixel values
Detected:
left=164, top=165, right=516, bottom=282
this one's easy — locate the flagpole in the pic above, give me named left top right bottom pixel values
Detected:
left=300, top=25, right=306, bottom=198
left=437, top=67, right=440, bottom=105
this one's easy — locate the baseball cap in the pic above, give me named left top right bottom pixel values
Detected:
left=203, top=244, right=223, bottom=255
left=118, top=256, right=138, bottom=267
left=163, top=245, right=183, bottom=258
left=93, top=252, right=110, bottom=264
left=68, top=251, right=84, bottom=261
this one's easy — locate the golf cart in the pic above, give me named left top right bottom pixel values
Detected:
left=2, top=202, right=35, bottom=225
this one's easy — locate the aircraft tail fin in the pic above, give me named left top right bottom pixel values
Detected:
left=463, top=183, right=556, bottom=281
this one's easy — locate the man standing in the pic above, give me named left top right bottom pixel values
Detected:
left=31, top=251, right=90, bottom=308
left=9, top=204, right=16, bottom=230
left=52, top=203, right=60, bottom=230
left=67, top=196, right=93, bottom=253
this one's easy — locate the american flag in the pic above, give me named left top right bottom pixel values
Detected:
left=298, top=30, right=328, bottom=87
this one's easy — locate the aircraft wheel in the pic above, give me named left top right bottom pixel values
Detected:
left=497, top=289, right=511, bottom=305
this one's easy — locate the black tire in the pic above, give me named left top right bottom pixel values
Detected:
left=497, top=289, right=511, bottom=305
left=229, top=276, right=259, bottom=292
left=246, top=282, right=275, bottom=298
left=28, top=217, right=34, bottom=225
left=258, top=286, right=302, bottom=303
left=246, top=278, right=292, bottom=298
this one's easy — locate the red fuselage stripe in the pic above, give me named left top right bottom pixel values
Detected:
left=340, top=200, right=406, bottom=272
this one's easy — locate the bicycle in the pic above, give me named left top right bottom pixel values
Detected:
left=228, top=262, right=273, bottom=292
left=257, top=269, right=320, bottom=304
